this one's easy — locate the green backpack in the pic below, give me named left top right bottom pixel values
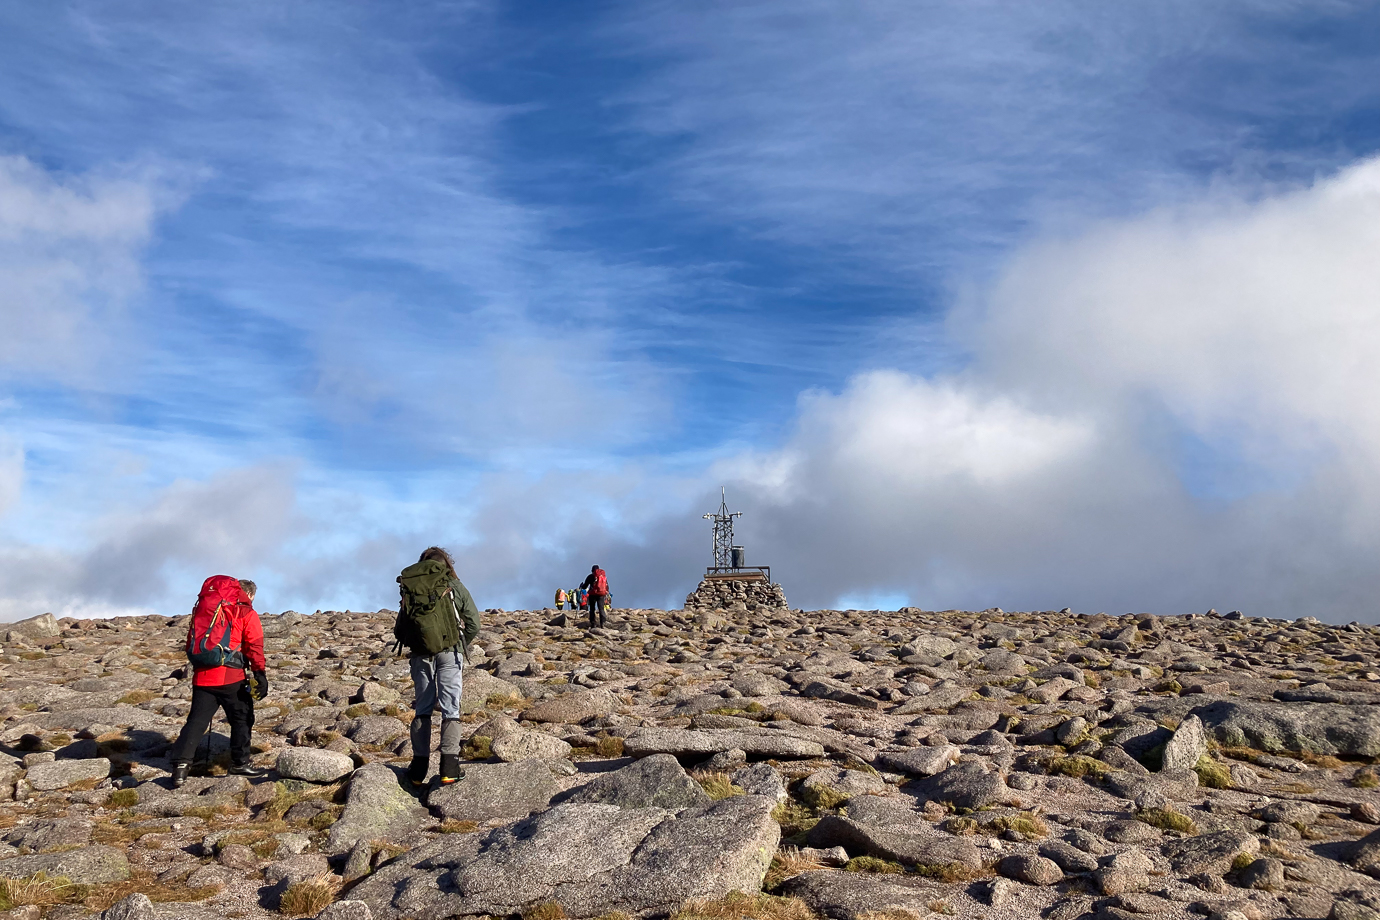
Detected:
left=394, top=560, right=461, bottom=655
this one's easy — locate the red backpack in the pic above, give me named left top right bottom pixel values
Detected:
left=593, top=569, right=608, bottom=595
left=186, top=575, right=249, bottom=670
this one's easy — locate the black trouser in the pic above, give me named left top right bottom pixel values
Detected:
left=170, top=680, right=254, bottom=766
left=588, top=593, right=606, bottom=626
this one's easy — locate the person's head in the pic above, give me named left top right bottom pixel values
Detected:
left=420, top=546, right=457, bottom=579
left=238, top=579, right=257, bottom=601
left=591, top=564, right=600, bottom=573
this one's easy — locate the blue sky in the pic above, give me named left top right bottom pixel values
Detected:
left=2, top=1, right=1380, bottom=621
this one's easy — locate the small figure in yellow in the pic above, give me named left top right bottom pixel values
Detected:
left=555, top=588, right=567, bottom=610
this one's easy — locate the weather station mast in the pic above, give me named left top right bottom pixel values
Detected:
left=684, top=487, right=789, bottom=612
left=703, top=487, right=746, bottom=573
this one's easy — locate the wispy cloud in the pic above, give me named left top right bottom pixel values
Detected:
left=610, top=0, right=1380, bottom=277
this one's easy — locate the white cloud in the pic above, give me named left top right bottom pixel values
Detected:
left=0, top=463, right=297, bottom=620
left=0, top=155, right=168, bottom=385
left=695, top=156, right=1380, bottom=621
left=0, top=433, right=21, bottom=518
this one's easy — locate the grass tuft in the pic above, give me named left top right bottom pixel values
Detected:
left=695, top=772, right=745, bottom=801
left=462, top=735, right=494, bottom=760
left=0, top=872, right=73, bottom=910
left=595, top=735, right=625, bottom=758
left=763, top=846, right=828, bottom=889
left=523, top=901, right=566, bottom=920
left=799, top=784, right=848, bottom=811
left=438, top=819, right=480, bottom=834
left=278, top=873, right=340, bottom=918
left=672, top=891, right=817, bottom=920
left=1194, top=755, right=1233, bottom=790
left=771, top=802, right=819, bottom=838
left=1047, top=755, right=1113, bottom=780
left=1351, top=765, right=1379, bottom=789
left=1138, top=807, right=1198, bottom=835
left=116, top=690, right=158, bottom=705
left=106, top=788, right=139, bottom=808
left=844, top=856, right=904, bottom=875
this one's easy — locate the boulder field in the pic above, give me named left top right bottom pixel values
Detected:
left=0, top=605, right=1376, bottom=920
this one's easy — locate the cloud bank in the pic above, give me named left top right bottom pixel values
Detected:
left=702, top=157, right=1380, bottom=620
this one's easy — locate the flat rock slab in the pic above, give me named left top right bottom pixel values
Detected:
left=0, top=844, right=130, bottom=884
left=807, top=815, right=984, bottom=869
left=491, top=731, right=573, bottom=763
left=557, top=753, right=711, bottom=811
left=326, top=763, right=433, bottom=855
left=1191, top=699, right=1380, bottom=757
left=622, top=727, right=825, bottom=759
left=461, top=670, right=522, bottom=710
left=782, top=870, right=950, bottom=920
left=878, top=745, right=960, bottom=777
left=427, top=759, right=564, bottom=822
left=1161, top=830, right=1260, bottom=876
left=521, top=690, right=616, bottom=724
left=353, top=795, right=780, bottom=919
left=25, top=757, right=111, bottom=790
left=903, top=761, right=1016, bottom=811
left=28, top=707, right=171, bottom=731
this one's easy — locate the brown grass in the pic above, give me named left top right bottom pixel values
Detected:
left=523, top=901, right=567, bottom=920
left=595, top=735, right=625, bottom=758
left=1046, top=755, right=1113, bottom=780
left=694, top=772, right=745, bottom=801
left=116, top=690, right=159, bottom=705
left=844, top=856, right=904, bottom=874
left=1352, top=765, right=1379, bottom=789
left=799, top=784, right=848, bottom=811
left=672, top=891, right=818, bottom=920
left=261, top=780, right=345, bottom=822
left=278, top=873, right=341, bottom=917
left=1138, top=807, right=1198, bottom=835
left=438, top=819, right=480, bottom=834
left=763, top=846, right=828, bottom=889
left=771, top=802, right=819, bottom=838
left=1194, top=756, right=1233, bottom=790
left=462, top=735, right=494, bottom=760
left=106, top=789, right=139, bottom=808
left=80, top=871, right=222, bottom=911
left=0, top=872, right=74, bottom=910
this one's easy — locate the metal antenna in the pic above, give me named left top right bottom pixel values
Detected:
left=703, top=487, right=742, bottom=569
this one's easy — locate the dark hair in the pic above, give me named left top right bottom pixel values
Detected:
left=420, top=546, right=457, bottom=579
left=591, top=564, right=600, bottom=573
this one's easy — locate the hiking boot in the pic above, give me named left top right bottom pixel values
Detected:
left=228, top=763, right=266, bottom=778
left=439, top=754, right=464, bottom=784
left=170, top=762, right=189, bottom=789
left=406, top=756, right=429, bottom=787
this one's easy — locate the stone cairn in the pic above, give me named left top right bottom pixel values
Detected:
left=684, top=576, right=789, bottom=611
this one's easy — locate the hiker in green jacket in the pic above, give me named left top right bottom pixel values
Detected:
left=393, top=546, right=480, bottom=787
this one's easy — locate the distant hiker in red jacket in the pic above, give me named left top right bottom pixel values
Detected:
left=169, top=576, right=268, bottom=788
left=581, top=564, right=610, bottom=628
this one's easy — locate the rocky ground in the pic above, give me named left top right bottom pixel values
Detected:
left=0, top=602, right=1378, bottom=920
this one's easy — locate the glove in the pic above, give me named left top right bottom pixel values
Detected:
left=251, top=671, right=269, bottom=701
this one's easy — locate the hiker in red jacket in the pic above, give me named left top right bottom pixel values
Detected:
left=169, top=576, right=268, bottom=788
left=580, top=564, right=610, bottom=628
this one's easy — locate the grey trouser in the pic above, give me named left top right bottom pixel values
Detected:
left=409, top=646, right=464, bottom=756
